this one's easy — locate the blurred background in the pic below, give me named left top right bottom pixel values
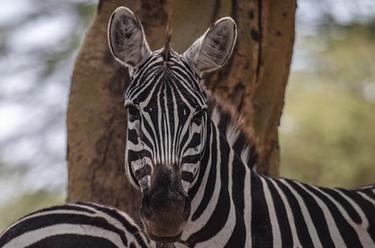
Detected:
left=0, top=0, right=374, bottom=229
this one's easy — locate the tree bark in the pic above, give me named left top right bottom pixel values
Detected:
left=67, top=0, right=295, bottom=221
left=202, top=0, right=296, bottom=175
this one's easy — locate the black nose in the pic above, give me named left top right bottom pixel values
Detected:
left=141, top=165, right=191, bottom=222
left=141, top=186, right=190, bottom=220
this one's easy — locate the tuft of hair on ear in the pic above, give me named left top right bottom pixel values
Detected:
left=162, top=24, right=173, bottom=62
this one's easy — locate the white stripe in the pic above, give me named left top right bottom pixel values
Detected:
left=2, top=209, right=89, bottom=234
left=65, top=203, right=142, bottom=237
left=311, top=185, right=374, bottom=247
left=183, top=125, right=221, bottom=240
left=171, top=86, right=179, bottom=163
left=334, top=189, right=374, bottom=246
left=280, top=179, right=322, bottom=248
left=195, top=151, right=236, bottom=247
left=297, top=182, right=346, bottom=247
left=244, top=166, right=252, bottom=248
left=226, top=122, right=240, bottom=147
left=270, top=180, right=302, bottom=247
left=157, top=82, right=164, bottom=163
left=240, top=147, right=251, bottom=165
left=182, top=132, right=213, bottom=239
left=260, top=177, right=282, bottom=248
left=210, top=107, right=221, bottom=127
left=358, top=191, right=375, bottom=206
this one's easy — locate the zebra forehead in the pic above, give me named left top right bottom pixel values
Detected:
left=125, top=50, right=207, bottom=107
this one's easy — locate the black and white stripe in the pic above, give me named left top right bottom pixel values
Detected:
left=0, top=202, right=154, bottom=248
left=124, top=49, right=210, bottom=192
left=124, top=50, right=258, bottom=193
left=121, top=44, right=375, bottom=248
left=108, top=8, right=375, bottom=247
left=123, top=50, right=375, bottom=248
left=174, top=108, right=375, bottom=247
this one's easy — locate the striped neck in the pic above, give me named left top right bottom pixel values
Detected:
left=206, top=92, right=258, bottom=169
left=179, top=109, right=256, bottom=247
left=179, top=106, right=375, bottom=247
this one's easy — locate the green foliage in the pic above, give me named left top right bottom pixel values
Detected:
left=280, top=24, right=375, bottom=188
left=0, top=190, right=64, bottom=232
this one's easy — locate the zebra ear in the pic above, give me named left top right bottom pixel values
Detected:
left=108, top=7, right=151, bottom=69
left=183, top=17, right=237, bottom=74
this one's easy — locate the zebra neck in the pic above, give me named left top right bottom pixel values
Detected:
left=181, top=119, right=265, bottom=247
left=183, top=109, right=375, bottom=247
left=206, top=94, right=258, bottom=169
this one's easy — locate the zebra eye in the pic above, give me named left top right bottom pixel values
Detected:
left=192, top=111, right=204, bottom=125
left=127, top=105, right=139, bottom=118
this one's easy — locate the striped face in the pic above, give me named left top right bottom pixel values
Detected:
left=124, top=49, right=208, bottom=242
left=108, top=6, right=237, bottom=241
left=124, top=49, right=208, bottom=193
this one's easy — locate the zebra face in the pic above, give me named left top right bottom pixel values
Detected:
left=108, top=7, right=237, bottom=242
left=124, top=65, right=208, bottom=193
left=123, top=52, right=209, bottom=242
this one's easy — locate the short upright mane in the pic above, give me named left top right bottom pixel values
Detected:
left=206, top=91, right=259, bottom=170
left=162, top=25, right=172, bottom=62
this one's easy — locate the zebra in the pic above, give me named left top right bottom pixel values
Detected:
left=0, top=202, right=155, bottom=248
left=108, top=6, right=375, bottom=247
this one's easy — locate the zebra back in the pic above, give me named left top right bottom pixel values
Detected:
left=0, top=202, right=154, bottom=248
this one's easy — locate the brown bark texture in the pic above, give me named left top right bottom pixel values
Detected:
left=67, top=0, right=296, bottom=220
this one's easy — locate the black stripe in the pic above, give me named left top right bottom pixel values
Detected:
left=275, top=179, right=314, bottom=247
left=75, top=204, right=150, bottom=248
left=191, top=124, right=217, bottom=221
left=27, top=234, right=120, bottom=248
left=341, top=189, right=375, bottom=243
left=134, top=164, right=152, bottom=179
left=0, top=213, right=128, bottom=247
left=225, top=154, right=246, bottom=247
left=306, top=185, right=362, bottom=247
left=323, top=188, right=361, bottom=224
left=251, top=174, right=273, bottom=247
left=360, top=189, right=375, bottom=201
left=186, top=128, right=231, bottom=246
left=266, top=178, right=293, bottom=247
left=188, top=125, right=211, bottom=200
left=291, top=181, right=335, bottom=247
left=23, top=204, right=95, bottom=217
left=77, top=202, right=141, bottom=235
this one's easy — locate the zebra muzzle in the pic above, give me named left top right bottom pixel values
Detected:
left=140, top=176, right=191, bottom=242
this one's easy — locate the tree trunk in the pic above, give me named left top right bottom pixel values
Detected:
left=67, top=0, right=295, bottom=221
left=202, top=0, right=296, bottom=175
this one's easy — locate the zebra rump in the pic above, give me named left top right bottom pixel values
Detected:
left=0, top=202, right=153, bottom=248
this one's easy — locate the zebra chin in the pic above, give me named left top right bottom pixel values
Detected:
left=143, top=219, right=185, bottom=243
left=141, top=208, right=188, bottom=242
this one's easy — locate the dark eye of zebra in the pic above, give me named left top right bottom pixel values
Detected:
left=192, top=110, right=204, bottom=125
left=127, top=105, right=139, bottom=119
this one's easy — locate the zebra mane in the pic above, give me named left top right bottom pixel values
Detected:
left=162, top=25, right=172, bottom=62
left=206, top=91, right=259, bottom=170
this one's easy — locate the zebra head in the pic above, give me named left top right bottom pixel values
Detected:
left=108, top=7, right=237, bottom=242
